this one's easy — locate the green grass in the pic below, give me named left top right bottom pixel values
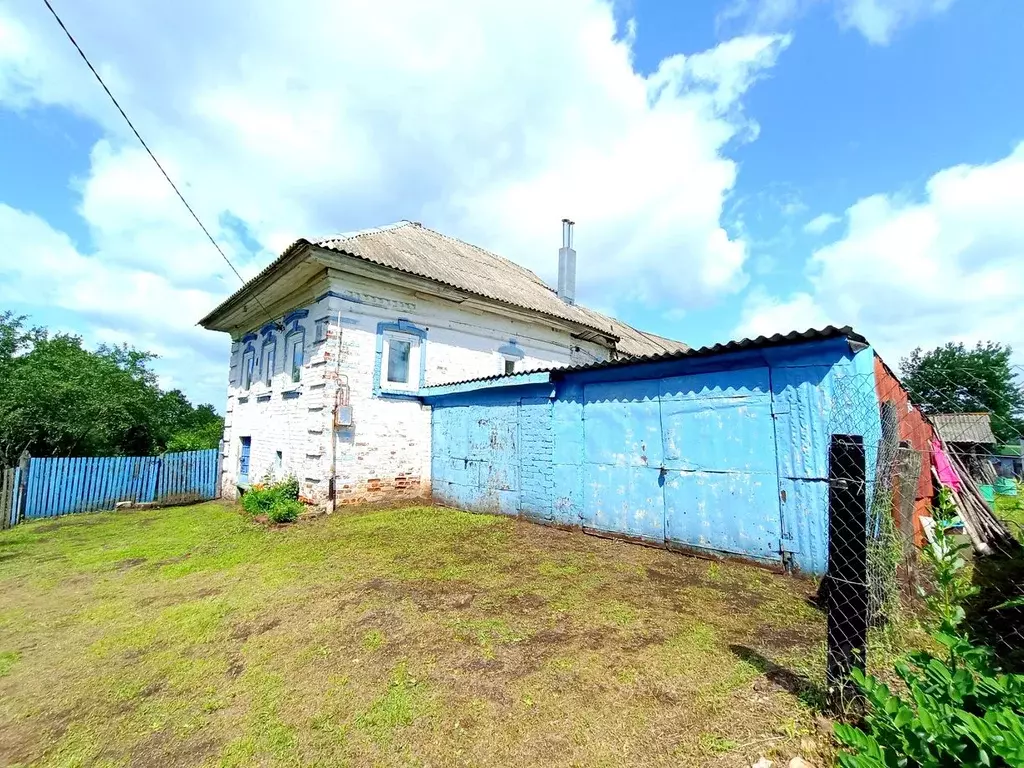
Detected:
left=0, top=501, right=852, bottom=766
left=994, top=488, right=1024, bottom=543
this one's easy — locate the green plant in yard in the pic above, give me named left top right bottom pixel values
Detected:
left=268, top=499, right=302, bottom=524
left=241, top=476, right=303, bottom=523
left=835, top=488, right=1024, bottom=767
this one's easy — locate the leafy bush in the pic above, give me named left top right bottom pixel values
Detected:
left=835, top=489, right=1024, bottom=767
left=277, top=475, right=300, bottom=501
left=240, top=476, right=303, bottom=523
left=165, top=420, right=224, bottom=452
left=268, top=498, right=302, bottom=524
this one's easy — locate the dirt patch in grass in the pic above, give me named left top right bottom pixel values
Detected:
left=0, top=501, right=880, bottom=767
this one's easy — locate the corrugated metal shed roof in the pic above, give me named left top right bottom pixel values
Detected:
left=421, top=325, right=867, bottom=392
left=931, top=413, right=997, bottom=444
left=200, top=221, right=688, bottom=359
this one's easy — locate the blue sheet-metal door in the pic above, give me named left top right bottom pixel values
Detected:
left=468, top=405, right=520, bottom=515
left=238, top=436, right=251, bottom=485
left=581, top=379, right=666, bottom=544
left=659, top=368, right=783, bottom=563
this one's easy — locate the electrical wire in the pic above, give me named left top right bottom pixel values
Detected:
left=41, top=0, right=277, bottom=325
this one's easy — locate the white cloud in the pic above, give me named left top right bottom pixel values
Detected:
left=0, top=203, right=229, bottom=402
left=718, top=0, right=955, bottom=44
left=837, top=0, right=954, bottom=45
left=736, top=143, right=1024, bottom=363
left=803, top=212, right=842, bottom=234
left=0, top=0, right=790, bottom=404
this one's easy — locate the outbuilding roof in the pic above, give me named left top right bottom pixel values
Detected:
left=930, top=413, right=997, bottom=444
left=420, top=325, right=868, bottom=394
left=200, top=221, right=688, bottom=359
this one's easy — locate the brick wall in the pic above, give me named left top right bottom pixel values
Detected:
left=519, top=397, right=554, bottom=520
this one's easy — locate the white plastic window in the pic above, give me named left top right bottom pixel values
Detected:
left=382, top=331, right=419, bottom=392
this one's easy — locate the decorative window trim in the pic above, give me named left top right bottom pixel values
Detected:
left=373, top=319, right=426, bottom=399
left=284, top=309, right=309, bottom=328
left=497, top=339, right=524, bottom=375
left=497, top=339, right=525, bottom=361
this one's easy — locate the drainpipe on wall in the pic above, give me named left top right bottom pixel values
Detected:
left=330, top=309, right=343, bottom=513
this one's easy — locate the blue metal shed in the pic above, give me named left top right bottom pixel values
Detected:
left=421, top=327, right=882, bottom=575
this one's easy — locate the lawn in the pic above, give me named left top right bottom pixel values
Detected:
left=0, top=502, right=844, bottom=767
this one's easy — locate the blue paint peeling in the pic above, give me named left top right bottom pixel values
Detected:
left=427, top=336, right=881, bottom=575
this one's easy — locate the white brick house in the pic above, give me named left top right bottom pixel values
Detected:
left=199, top=221, right=687, bottom=507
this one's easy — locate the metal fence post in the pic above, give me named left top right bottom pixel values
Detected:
left=826, top=433, right=868, bottom=709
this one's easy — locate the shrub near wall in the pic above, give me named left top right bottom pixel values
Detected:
left=241, top=476, right=303, bottom=524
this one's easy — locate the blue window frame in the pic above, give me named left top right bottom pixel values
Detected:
left=288, top=334, right=304, bottom=382
left=281, top=310, right=307, bottom=385
left=260, top=324, right=277, bottom=386
left=241, top=349, right=255, bottom=390
left=261, top=338, right=277, bottom=386
left=373, top=319, right=426, bottom=399
left=240, top=332, right=257, bottom=391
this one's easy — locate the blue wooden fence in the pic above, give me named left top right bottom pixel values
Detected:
left=10, top=449, right=220, bottom=522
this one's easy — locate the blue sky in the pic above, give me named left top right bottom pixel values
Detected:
left=1, top=0, right=1023, bottom=407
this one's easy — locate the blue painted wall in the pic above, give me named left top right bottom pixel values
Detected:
left=426, top=338, right=881, bottom=575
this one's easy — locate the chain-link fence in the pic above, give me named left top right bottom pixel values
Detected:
left=821, top=357, right=1024, bottom=707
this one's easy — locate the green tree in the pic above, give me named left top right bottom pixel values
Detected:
left=0, top=312, right=223, bottom=464
left=900, top=342, right=1024, bottom=443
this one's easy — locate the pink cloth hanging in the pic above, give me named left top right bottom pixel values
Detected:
left=931, top=439, right=961, bottom=492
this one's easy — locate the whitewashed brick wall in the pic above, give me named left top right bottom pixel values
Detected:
left=219, top=273, right=609, bottom=507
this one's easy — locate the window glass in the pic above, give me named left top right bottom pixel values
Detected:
left=387, top=339, right=411, bottom=383
left=289, top=337, right=303, bottom=382
left=263, top=344, right=275, bottom=386
left=504, top=358, right=516, bottom=375
left=315, top=318, right=329, bottom=343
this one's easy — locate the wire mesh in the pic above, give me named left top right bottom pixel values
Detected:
left=822, top=358, right=1024, bottom=706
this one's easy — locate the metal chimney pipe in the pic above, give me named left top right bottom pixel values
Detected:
left=557, top=219, right=577, bottom=305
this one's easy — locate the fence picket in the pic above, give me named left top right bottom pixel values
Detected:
left=69, top=458, right=83, bottom=515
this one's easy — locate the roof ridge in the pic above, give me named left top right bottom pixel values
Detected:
left=315, top=221, right=411, bottom=245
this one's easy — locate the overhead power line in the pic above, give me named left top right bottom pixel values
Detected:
left=41, top=0, right=277, bottom=326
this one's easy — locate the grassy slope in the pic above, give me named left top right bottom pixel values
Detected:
left=0, top=502, right=855, bottom=767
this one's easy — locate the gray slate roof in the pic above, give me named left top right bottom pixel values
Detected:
left=199, top=220, right=683, bottom=358
left=312, top=222, right=688, bottom=358
left=931, top=413, right=997, bottom=444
